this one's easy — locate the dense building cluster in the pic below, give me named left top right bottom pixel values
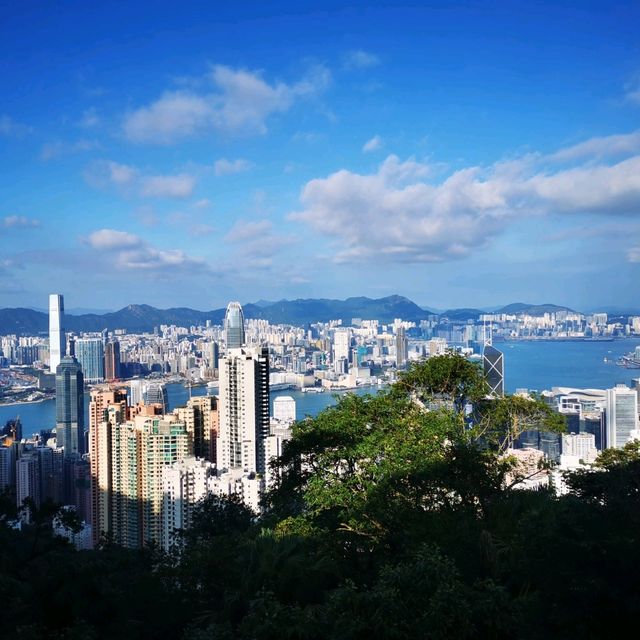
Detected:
left=1, top=294, right=640, bottom=551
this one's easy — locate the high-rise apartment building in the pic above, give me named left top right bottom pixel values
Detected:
left=173, top=395, right=218, bottom=461
left=16, top=453, right=40, bottom=516
left=55, top=356, right=85, bottom=457
left=224, top=301, right=246, bottom=349
left=75, top=337, right=105, bottom=383
left=605, top=385, right=639, bottom=449
left=89, top=388, right=128, bottom=546
left=161, top=457, right=215, bottom=551
left=333, top=328, right=351, bottom=366
left=217, top=346, right=270, bottom=474
left=49, top=294, right=66, bottom=373
left=91, top=401, right=190, bottom=548
left=104, top=341, right=121, bottom=380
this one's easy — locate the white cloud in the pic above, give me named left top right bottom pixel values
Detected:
left=213, top=158, right=253, bottom=176
left=627, top=246, right=640, bottom=263
left=106, top=160, right=137, bottom=185
left=140, top=174, right=196, bottom=198
left=0, top=115, right=32, bottom=137
left=225, top=219, right=273, bottom=243
left=2, top=216, right=40, bottom=229
left=86, top=228, right=208, bottom=272
left=192, top=198, right=212, bottom=209
left=548, top=130, right=640, bottom=162
left=290, top=135, right=640, bottom=264
left=87, top=229, right=141, bottom=250
left=343, top=50, right=380, bottom=70
left=362, top=135, right=383, bottom=153
left=122, top=64, right=330, bottom=144
left=85, top=160, right=196, bottom=199
left=224, top=218, right=296, bottom=269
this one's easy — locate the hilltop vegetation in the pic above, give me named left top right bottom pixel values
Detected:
left=1, top=355, right=638, bottom=639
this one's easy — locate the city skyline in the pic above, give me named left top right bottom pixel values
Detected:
left=1, top=2, right=640, bottom=310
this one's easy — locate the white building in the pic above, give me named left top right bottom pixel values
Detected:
left=333, top=329, right=351, bottom=368
left=606, top=384, right=639, bottom=449
left=53, top=507, right=93, bottom=550
left=161, top=457, right=215, bottom=551
left=560, top=433, right=598, bottom=466
left=273, top=396, right=296, bottom=425
left=217, top=346, right=270, bottom=475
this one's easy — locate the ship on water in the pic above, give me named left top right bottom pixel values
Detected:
left=618, top=345, right=640, bottom=369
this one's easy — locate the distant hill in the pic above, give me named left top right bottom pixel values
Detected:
left=0, top=295, right=430, bottom=335
left=440, top=308, right=485, bottom=321
left=495, top=303, right=577, bottom=316
left=0, top=297, right=589, bottom=335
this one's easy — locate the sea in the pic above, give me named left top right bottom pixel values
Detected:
left=2, top=339, right=639, bottom=439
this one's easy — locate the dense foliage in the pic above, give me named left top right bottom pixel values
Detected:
left=1, top=355, right=638, bottom=639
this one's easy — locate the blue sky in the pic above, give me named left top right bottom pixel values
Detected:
left=1, top=1, right=639, bottom=312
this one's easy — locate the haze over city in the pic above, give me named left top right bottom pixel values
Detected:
left=1, top=2, right=639, bottom=310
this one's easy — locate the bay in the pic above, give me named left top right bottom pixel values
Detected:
left=2, top=339, right=639, bottom=438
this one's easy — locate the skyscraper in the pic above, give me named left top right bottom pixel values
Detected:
left=174, top=395, right=219, bottom=461
left=75, top=337, right=105, bottom=383
left=104, top=340, right=121, bottom=380
left=217, top=346, right=270, bottom=474
left=483, top=345, right=504, bottom=397
left=395, top=326, right=408, bottom=368
left=224, top=301, right=246, bottom=349
left=55, top=356, right=85, bottom=457
left=333, top=328, right=351, bottom=372
left=49, top=294, right=66, bottom=373
left=605, top=385, right=639, bottom=449
left=144, top=382, right=168, bottom=414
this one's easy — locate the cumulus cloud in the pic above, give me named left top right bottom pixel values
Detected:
left=86, top=228, right=208, bottom=272
left=213, top=158, right=253, bottom=176
left=140, top=174, right=196, bottom=198
left=2, top=215, right=40, bottom=229
left=224, top=219, right=296, bottom=269
left=225, top=219, right=273, bottom=243
left=87, top=229, right=141, bottom=250
left=362, top=135, right=383, bottom=153
left=343, top=50, right=380, bottom=70
left=548, top=130, right=640, bottom=162
left=290, top=133, right=640, bottom=264
left=85, top=160, right=196, bottom=199
left=123, top=64, right=330, bottom=144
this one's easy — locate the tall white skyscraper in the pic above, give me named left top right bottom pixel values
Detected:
left=217, top=346, right=270, bottom=474
left=49, top=293, right=66, bottom=373
left=224, top=301, right=246, bottom=349
left=333, top=328, right=351, bottom=364
left=606, top=384, right=639, bottom=449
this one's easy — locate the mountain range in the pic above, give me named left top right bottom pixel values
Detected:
left=0, top=296, right=580, bottom=335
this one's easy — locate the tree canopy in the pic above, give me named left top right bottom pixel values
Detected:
left=1, top=355, right=637, bottom=639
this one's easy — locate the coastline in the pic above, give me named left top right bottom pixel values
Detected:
left=0, top=396, right=53, bottom=407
